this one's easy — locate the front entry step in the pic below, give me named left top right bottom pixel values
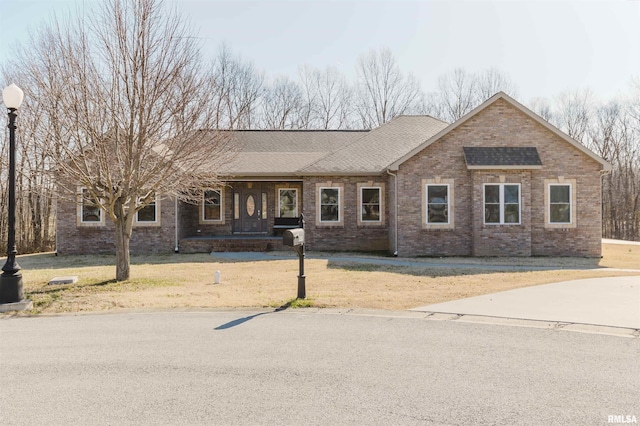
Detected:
left=179, top=236, right=285, bottom=254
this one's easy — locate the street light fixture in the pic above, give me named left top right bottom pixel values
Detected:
left=0, top=83, right=25, bottom=304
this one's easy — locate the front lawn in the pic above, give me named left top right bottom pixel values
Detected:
left=8, top=242, right=639, bottom=314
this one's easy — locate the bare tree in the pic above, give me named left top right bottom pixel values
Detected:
left=427, top=68, right=518, bottom=123
left=6, top=0, right=233, bottom=280
left=554, top=88, right=595, bottom=143
left=428, top=68, right=478, bottom=122
left=355, top=48, right=425, bottom=128
left=261, top=76, right=305, bottom=129
left=299, top=65, right=354, bottom=129
left=527, top=97, right=555, bottom=123
left=210, top=44, right=264, bottom=130
left=594, top=99, right=640, bottom=240
left=476, top=67, right=518, bottom=100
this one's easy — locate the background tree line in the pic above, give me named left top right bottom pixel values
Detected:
left=1, top=34, right=638, bottom=255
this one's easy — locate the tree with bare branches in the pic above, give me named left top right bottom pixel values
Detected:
left=261, top=76, right=305, bottom=129
left=4, top=0, right=233, bottom=280
left=554, top=88, right=595, bottom=143
left=210, top=44, right=264, bottom=130
left=299, top=65, right=354, bottom=129
left=427, top=68, right=517, bottom=122
left=355, top=48, right=425, bottom=128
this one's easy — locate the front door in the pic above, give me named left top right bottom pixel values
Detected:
left=233, top=183, right=267, bottom=233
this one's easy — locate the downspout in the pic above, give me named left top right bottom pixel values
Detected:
left=174, top=196, right=179, bottom=253
left=386, top=169, right=398, bottom=256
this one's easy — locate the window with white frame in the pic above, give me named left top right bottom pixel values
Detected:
left=426, top=184, right=449, bottom=224
left=203, top=189, right=222, bottom=221
left=360, top=187, right=381, bottom=222
left=136, top=193, right=157, bottom=224
left=548, top=183, right=572, bottom=224
left=484, top=183, right=520, bottom=224
left=319, top=187, right=340, bottom=222
left=81, top=188, right=102, bottom=223
left=278, top=189, right=298, bottom=218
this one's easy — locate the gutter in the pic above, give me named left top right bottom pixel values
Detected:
left=386, top=169, right=399, bottom=256
left=174, top=196, right=179, bottom=253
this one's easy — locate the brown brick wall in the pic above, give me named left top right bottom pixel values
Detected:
left=396, top=98, right=603, bottom=257
left=302, top=176, right=390, bottom=252
left=55, top=190, right=177, bottom=255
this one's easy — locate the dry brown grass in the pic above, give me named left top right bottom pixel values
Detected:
left=10, top=242, right=639, bottom=315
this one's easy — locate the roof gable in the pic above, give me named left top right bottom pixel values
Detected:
left=388, top=92, right=611, bottom=172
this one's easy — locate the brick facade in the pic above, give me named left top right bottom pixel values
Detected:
left=56, top=192, right=177, bottom=255
left=55, top=96, right=606, bottom=258
left=395, top=98, right=604, bottom=257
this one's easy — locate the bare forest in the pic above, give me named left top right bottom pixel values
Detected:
left=0, top=0, right=638, bottom=268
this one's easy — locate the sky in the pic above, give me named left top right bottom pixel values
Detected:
left=0, top=0, right=638, bottom=104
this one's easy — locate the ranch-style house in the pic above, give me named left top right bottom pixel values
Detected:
left=56, top=92, right=611, bottom=257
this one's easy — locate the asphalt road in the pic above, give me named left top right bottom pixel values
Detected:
left=1, top=309, right=638, bottom=425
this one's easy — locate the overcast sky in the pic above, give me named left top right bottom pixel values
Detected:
left=1, top=0, right=638, bottom=103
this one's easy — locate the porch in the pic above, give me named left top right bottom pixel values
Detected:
left=179, top=235, right=286, bottom=254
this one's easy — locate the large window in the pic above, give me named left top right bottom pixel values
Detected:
left=484, top=184, right=520, bottom=224
left=136, top=193, right=157, bottom=224
left=203, top=189, right=222, bottom=222
left=278, top=189, right=298, bottom=218
left=360, top=187, right=381, bottom=222
left=548, top=184, right=572, bottom=224
left=81, top=188, right=102, bottom=223
left=319, top=187, right=340, bottom=222
left=426, top=184, right=449, bottom=224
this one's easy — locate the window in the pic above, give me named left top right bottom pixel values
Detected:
left=484, top=184, right=520, bottom=224
left=278, top=189, right=298, bottom=218
left=135, top=193, right=157, bottom=224
left=360, top=187, right=381, bottom=222
left=549, top=183, right=572, bottom=224
left=81, top=188, right=102, bottom=223
left=426, top=184, right=449, bottom=224
left=203, top=189, right=222, bottom=221
left=422, top=178, right=454, bottom=229
left=319, top=187, right=340, bottom=222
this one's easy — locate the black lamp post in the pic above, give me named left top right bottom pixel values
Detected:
left=0, top=83, right=25, bottom=304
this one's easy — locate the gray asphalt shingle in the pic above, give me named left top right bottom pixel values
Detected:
left=463, top=146, right=542, bottom=167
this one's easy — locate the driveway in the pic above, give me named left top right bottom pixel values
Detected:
left=413, top=276, right=640, bottom=329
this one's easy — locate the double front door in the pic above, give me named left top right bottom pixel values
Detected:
left=233, top=183, right=267, bottom=233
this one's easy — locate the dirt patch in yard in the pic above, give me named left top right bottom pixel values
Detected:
left=7, top=242, right=639, bottom=315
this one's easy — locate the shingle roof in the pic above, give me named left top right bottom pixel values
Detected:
left=201, top=116, right=448, bottom=176
left=300, top=116, right=448, bottom=174
left=463, top=147, right=542, bottom=168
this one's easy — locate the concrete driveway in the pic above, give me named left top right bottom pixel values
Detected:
left=412, top=276, right=640, bottom=330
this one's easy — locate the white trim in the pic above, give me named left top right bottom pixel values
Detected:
left=78, top=187, right=104, bottom=226
left=359, top=186, right=382, bottom=223
left=425, top=183, right=450, bottom=225
left=277, top=188, right=299, bottom=218
left=134, top=193, right=159, bottom=226
left=483, top=183, right=521, bottom=225
left=545, top=180, right=577, bottom=229
left=548, top=183, right=572, bottom=225
left=315, top=182, right=344, bottom=227
left=174, top=197, right=179, bottom=252
left=201, top=188, right=224, bottom=223
left=318, top=186, right=341, bottom=223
